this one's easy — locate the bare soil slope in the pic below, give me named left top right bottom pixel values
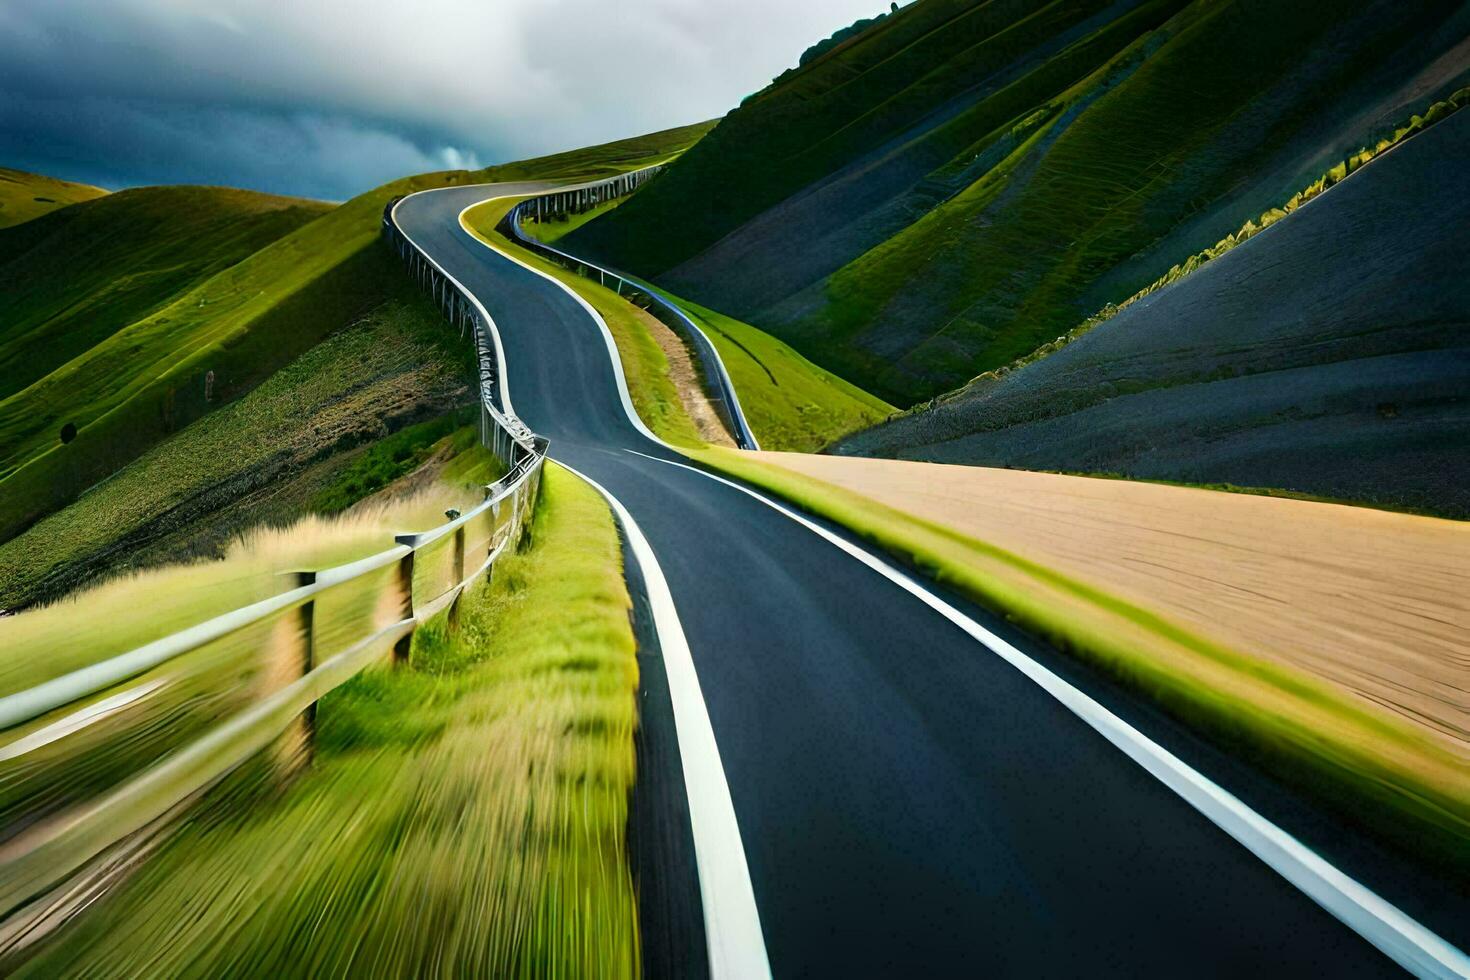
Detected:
left=836, top=108, right=1470, bottom=516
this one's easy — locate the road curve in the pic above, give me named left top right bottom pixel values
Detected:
left=393, top=182, right=1458, bottom=978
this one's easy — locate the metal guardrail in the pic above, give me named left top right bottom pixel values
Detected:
left=500, top=172, right=762, bottom=450
left=0, top=198, right=548, bottom=927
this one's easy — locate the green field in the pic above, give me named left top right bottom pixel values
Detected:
left=15, top=464, right=643, bottom=978
left=0, top=186, right=329, bottom=402
left=0, top=290, right=476, bottom=609
left=0, top=168, right=107, bottom=229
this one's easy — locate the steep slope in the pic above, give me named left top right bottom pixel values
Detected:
left=834, top=107, right=1470, bottom=517
left=0, top=123, right=710, bottom=544
left=0, top=186, right=330, bottom=400
left=569, top=0, right=1470, bottom=403
left=0, top=168, right=106, bottom=229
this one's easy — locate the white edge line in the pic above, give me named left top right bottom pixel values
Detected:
left=626, top=448, right=1470, bottom=980
left=557, top=459, right=772, bottom=980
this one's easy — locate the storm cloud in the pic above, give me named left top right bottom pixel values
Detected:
left=0, top=0, right=885, bottom=200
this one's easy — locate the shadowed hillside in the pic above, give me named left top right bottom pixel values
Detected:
left=569, top=0, right=1470, bottom=403
left=834, top=107, right=1470, bottom=517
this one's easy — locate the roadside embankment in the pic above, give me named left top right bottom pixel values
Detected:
left=697, top=448, right=1470, bottom=872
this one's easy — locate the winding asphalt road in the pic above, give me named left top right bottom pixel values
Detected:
left=393, top=182, right=1466, bottom=978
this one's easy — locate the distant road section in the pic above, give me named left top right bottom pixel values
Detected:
left=749, top=452, right=1470, bottom=752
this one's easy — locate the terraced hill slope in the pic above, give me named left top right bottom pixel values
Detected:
left=0, top=168, right=107, bottom=229
left=569, top=0, right=1470, bottom=403
left=835, top=107, right=1470, bottom=517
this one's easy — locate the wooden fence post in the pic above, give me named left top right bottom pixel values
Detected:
left=293, top=571, right=317, bottom=754
left=392, top=544, right=416, bottom=664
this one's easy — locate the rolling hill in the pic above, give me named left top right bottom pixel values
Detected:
left=0, top=168, right=107, bottom=229
left=568, top=0, right=1470, bottom=404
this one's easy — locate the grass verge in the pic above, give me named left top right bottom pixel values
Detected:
left=648, top=287, right=894, bottom=451
left=686, top=445, right=1470, bottom=876
left=17, top=463, right=642, bottom=977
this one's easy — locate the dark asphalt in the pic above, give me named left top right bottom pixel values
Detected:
left=394, top=185, right=1417, bottom=978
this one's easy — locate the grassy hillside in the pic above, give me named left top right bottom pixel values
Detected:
left=0, top=186, right=330, bottom=401
left=0, top=122, right=713, bottom=547
left=835, top=101, right=1470, bottom=517
left=0, top=168, right=106, bottom=228
left=570, top=0, right=1470, bottom=402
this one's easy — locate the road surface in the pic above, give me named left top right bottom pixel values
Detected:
left=393, top=181, right=1466, bottom=978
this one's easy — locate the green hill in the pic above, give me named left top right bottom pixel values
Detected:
left=0, top=122, right=713, bottom=604
left=569, top=0, right=1470, bottom=403
left=0, top=168, right=107, bottom=229
left=0, top=186, right=330, bottom=401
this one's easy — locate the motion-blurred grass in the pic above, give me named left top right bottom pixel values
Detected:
left=16, top=464, right=641, bottom=978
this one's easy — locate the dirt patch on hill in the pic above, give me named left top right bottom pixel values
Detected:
left=633, top=305, right=735, bottom=448
left=754, top=451, right=1469, bottom=756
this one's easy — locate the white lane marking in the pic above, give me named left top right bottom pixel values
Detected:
left=0, top=680, right=165, bottom=763
left=556, top=461, right=772, bottom=980
left=626, top=448, right=1470, bottom=980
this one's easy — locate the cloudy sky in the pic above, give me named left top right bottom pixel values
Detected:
left=0, top=0, right=883, bottom=201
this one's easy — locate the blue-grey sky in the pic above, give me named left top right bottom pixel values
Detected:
left=0, top=0, right=886, bottom=201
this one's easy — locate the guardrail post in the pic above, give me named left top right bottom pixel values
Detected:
left=392, top=540, right=416, bottom=664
